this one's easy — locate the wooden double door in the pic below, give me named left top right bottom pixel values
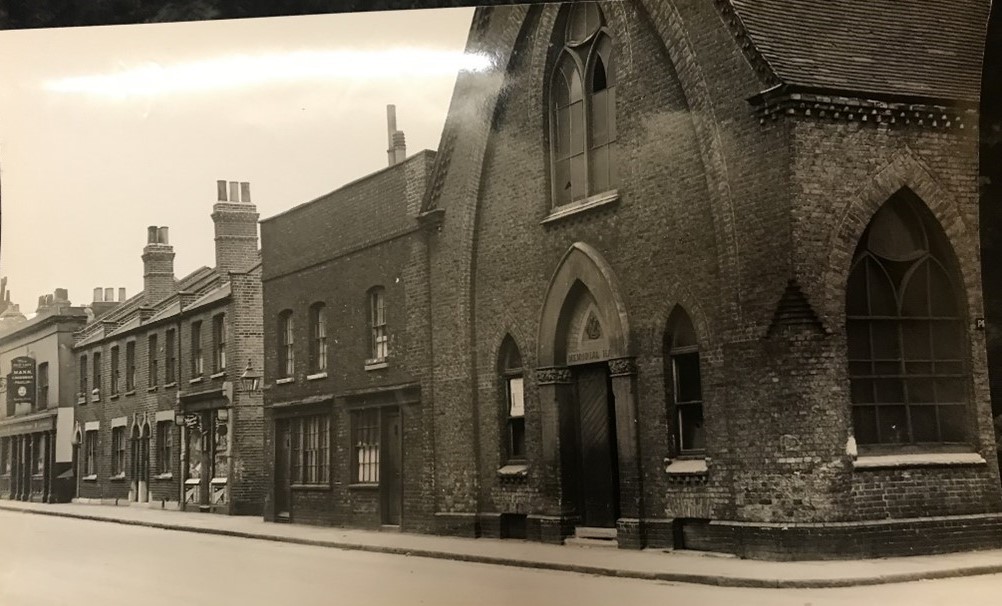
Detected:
left=571, top=364, right=619, bottom=528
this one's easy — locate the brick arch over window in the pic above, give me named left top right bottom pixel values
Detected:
left=822, top=150, right=980, bottom=329
left=537, top=242, right=630, bottom=367
left=845, top=189, right=972, bottom=449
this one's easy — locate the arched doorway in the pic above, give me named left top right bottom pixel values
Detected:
left=537, top=243, right=640, bottom=539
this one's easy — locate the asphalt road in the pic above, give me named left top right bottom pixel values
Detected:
left=1, top=510, right=1000, bottom=606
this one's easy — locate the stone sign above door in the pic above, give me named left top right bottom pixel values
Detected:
left=566, top=292, right=610, bottom=365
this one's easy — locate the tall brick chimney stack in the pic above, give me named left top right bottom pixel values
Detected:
left=386, top=105, right=407, bottom=166
left=142, top=225, right=176, bottom=305
left=212, top=180, right=259, bottom=275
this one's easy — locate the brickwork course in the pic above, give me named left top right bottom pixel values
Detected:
left=260, top=0, right=999, bottom=560
left=70, top=181, right=265, bottom=516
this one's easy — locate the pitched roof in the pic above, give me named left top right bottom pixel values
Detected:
left=730, top=0, right=989, bottom=102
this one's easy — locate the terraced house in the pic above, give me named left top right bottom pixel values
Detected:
left=260, top=0, right=1001, bottom=560
left=0, top=289, right=88, bottom=504
left=73, top=181, right=264, bottom=514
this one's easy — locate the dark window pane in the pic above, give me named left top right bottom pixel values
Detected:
left=910, top=405, right=938, bottom=442
left=908, top=378, right=935, bottom=403
left=928, top=262, right=958, bottom=316
left=679, top=403, right=705, bottom=451
left=847, top=264, right=868, bottom=316
left=874, top=378, right=904, bottom=403
left=570, top=153, right=586, bottom=201
left=673, top=353, right=702, bottom=403
left=934, top=378, right=964, bottom=403
left=569, top=100, right=584, bottom=154
left=847, top=321, right=870, bottom=360
left=931, top=321, right=963, bottom=360
left=555, top=158, right=571, bottom=205
left=874, top=360, right=900, bottom=375
left=590, top=144, right=610, bottom=193
left=849, top=361, right=871, bottom=376
left=510, top=418, right=525, bottom=459
left=870, top=320, right=900, bottom=359
left=592, top=55, right=607, bottom=92
left=867, top=259, right=897, bottom=316
left=938, top=405, right=967, bottom=442
left=853, top=406, right=878, bottom=444
left=591, top=89, right=608, bottom=145
left=936, top=361, right=964, bottom=375
left=555, top=105, right=571, bottom=157
left=901, top=261, right=930, bottom=317
left=901, top=322, right=931, bottom=360
left=866, top=199, right=927, bottom=262
left=850, top=379, right=874, bottom=403
left=905, top=361, right=933, bottom=374
left=877, top=405, right=908, bottom=444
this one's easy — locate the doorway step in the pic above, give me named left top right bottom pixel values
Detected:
left=563, top=526, right=618, bottom=548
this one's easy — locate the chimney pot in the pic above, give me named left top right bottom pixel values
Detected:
left=147, top=226, right=158, bottom=244
left=240, top=182, right=251, bottom=203
left=217, top=180, right=228, bottom=201
left=229, top=181, right=240, bottom=202
left=105, top=287, right=114, bottom=302
left=158, top=227, right=169, bottom=245
left=119, top=287, right=126, bottom=302
left=94, top=287, right=103, bottom=303
left=55, top=288, right=68, bottom=302
left=45, top=294, right=54, bottom=306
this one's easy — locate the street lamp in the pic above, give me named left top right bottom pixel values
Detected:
left=239, top=360, right=262, bottom=392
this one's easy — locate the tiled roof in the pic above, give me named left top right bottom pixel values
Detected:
left=729, top=0, right=989, bottom=102
left=185, top=283, right=231, bottom=313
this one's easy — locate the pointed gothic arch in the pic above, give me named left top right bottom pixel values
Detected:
left=537, top=242, right=630, bottom=366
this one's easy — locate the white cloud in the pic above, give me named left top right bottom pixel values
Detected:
left=43, top=48, right=494, bottom=99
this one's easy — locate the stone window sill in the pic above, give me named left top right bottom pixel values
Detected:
left=189, top=377, right=204, bottom=385
left=110, top=394, right=120, bottom=401
left=291, top=484, right=331, bottom=491
left=110, top=473, right=126, bottom=482
left=210, top=371, right=226, bottom=380
left=77, top=397, right=87, bottom=405
left=148, top=386, right=159, bottom=393
left=664, top=458, right=709, bottom=475
left=852, top=453, right=987, bottom=470
left=541, top=190, right=620, bottom=225
left=276, top=377, right=295, bottom=385
left=364, top=360, right=388, bottom=371
left=124, top=390, right=136, bottom=397
left=306, top=372, right=328, bottom=381
left=31, top=473, right=44, bottom=479
left=82, top=474, right=98, bottom=482
left=348, top=483, right=379, bottom=490
left=154, top=473, right=173, bottom=481
left=497, top=463, right=528, bottom=478
left=164, top=382, right=178, bottom=389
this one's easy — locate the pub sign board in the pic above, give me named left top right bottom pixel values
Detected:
left=10, top=356, right=36, bottom=407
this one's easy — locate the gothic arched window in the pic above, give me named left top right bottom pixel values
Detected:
left=550, top=2, right=617, bottom=207
left=499, top=336, right=525, bottom=462
left=846, top=192, right=969, bottom=449
left=665, top=307, right=704, bottom=455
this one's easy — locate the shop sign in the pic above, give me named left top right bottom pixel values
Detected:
left=10, top=357, right=35, bottom=407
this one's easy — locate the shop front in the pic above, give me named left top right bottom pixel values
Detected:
left=178, top=391, right=231, bottom=513
left=0, top=411, right=64, bottom=502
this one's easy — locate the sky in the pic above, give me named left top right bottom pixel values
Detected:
left=0, top=7, right=478, bottom=315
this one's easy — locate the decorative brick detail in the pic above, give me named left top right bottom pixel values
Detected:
left=534, top=366, right=572, bottom=385
left=607, top=357, right=637, bottom=377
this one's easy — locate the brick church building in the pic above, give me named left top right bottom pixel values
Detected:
left=261, top=0, right=1000, bottom=559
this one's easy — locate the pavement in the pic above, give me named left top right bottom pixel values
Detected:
left=2, top=499, right=1001, bottom=589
